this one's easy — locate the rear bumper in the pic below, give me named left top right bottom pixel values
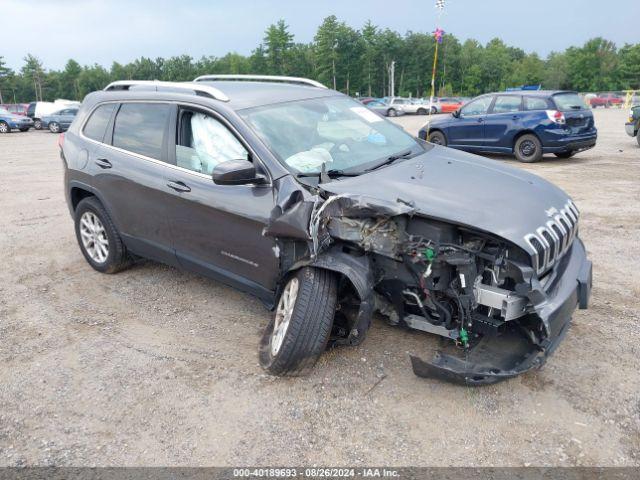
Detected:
left=542, top=130, right=597, bottom=154
left=626, top=122, right=637, bottom=137
left=411, top=239, right=592, bottom=385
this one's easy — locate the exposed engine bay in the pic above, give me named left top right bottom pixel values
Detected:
left=268, top=187, right=592, bottom=385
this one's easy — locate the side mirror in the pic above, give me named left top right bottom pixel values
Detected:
left=212, top=159, right=267, bottom=186
left=452, top=109, right=461, bottom=118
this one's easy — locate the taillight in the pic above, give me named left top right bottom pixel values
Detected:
left=57, top=133, right=65, bottom=149
left=546, top=110, right=566, bottom=125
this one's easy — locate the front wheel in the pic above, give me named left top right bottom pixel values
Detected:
left=387, top=108, right=397, bottom=117
left=259, top=267, right=338, bottom=376
left=554, top=151, right=575, bottom=159
left=48, top=122, right=60, bottom=133
left=428, top=130, right=447, bottom=146
left=514, top=134, right=543, bottom=163
left=0, top=121, right=9, bottom=133
left=33, top=119, right=42, bottom=130
left=417, top=108, right=427, bottom=115
left=431, top=106, right=438, bottom=114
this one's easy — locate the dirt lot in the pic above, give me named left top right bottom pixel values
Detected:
left=0, top=109, right=638, bottom=467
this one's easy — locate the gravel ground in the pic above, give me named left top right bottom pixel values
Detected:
left=0, top=108, right=638, bottom=467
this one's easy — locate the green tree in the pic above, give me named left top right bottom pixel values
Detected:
left=565, top=37, right=619, bottom=91
left=0, top=56, right=13, bottom=103
left=314, top=15, right=340, bottom=89
left=263, top=19, right=294, bottom=75
left=617, top=43, right=640, bottom=89
left=21, top=54, right=45, bottom=101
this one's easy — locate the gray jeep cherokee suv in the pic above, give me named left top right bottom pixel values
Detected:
left=61, top=75, right=592, bottom=384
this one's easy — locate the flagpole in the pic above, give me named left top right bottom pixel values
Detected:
left=426, top=1, right=445, bottom=140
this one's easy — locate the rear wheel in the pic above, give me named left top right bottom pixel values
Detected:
left=431, top=106, right=438, bottom=114
left=514, top=134, right=543, bottom=163
left=387, top=108, right=397, bottom=117
left=428, top=130, right=447, bottom=146
left=19, top=127, right=29, bottom=132
left=637, top=134, right=640, bottom=147
left=417, top=108, right=427, bottom=115
left=34, top=119, right=42, bottom=130
left=74, top=197, right=132, bottom=274
left=49, top=122, right=60, bottom=133
left=554, top=151, right=575, bottom=159
left=259, top=267, right=338, bottom=376
left=0, top=121, right=9, bottom=133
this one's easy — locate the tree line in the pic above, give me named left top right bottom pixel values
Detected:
left=1, top=16, right=639, bottom=104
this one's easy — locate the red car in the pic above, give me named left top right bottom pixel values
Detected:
left=436, top=97, right=463, bottom=113
left=589, top=94, right=623, bottom=108
left=0, top=103, right=29, bottom=116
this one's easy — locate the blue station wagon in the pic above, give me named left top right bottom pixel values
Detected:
left=419, top=91, right=597, bottom=162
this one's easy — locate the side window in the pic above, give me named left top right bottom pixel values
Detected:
left=83, top=104, right=116, bottom=142
left=113, top=103, right=171, bottom=160
left=524, top=97, right=549, bottom=111
left=460, top=96, right=493, bottom=116
left=176, top=110, right=248, bottom=175
left=492, top=96, right=522, bottom=114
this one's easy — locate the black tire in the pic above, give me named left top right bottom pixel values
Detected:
left=431, top=106, right=438, bottom=114
left=259, top=267, right=338, bottom=376
left=387, top=108, right=397, bottom=117
left=417, top=108, right=427, bottom=115
left=19, top=127, right=29, bottom=132
left=514, top=134, right=543, bottom=163
left=34, top=119, right=42, bottom=130
left=74, top=196, right=131, bottom=274
left=48, top=122, right=60, bottom=133
left=637, top=134, right=640, bottom=147
left=428, top=130, right=447, bottom=146
left=0, top=121, right=9, bottom=134
left=554, top=151, right=575, bottom=159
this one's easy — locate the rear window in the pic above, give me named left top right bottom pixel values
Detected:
left=113, top=103, right=171, bottom=160
left=524, top=97, right=549, bottom=111
left=493, top=96, right=522, bottom=113
left=553, top=93, right=588, bottom=111
left=83, top=104, right=116, bottom=142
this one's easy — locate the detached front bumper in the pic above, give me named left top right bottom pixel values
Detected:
left=411, top=239, right=592, bottom=385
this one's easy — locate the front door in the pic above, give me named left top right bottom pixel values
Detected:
left=164, top=106, right=280, bottom=299
left=446, top=95, right=494, bottom=148
left=483, top=95, right=523, bottom=151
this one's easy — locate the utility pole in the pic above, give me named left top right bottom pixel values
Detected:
left=389, top=60, right=396, bottom=97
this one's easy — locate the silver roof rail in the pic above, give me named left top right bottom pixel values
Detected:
left=103, top=80, right=230, bottom=102
left=193, top=74, right=327, bottom=89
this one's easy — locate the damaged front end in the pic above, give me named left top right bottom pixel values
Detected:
left=266, top=181, right=592, bottom=385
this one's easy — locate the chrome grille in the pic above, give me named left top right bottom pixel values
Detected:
left=525, top=200, right=579, bottom=275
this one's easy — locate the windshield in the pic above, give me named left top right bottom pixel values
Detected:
left=239, top=96, right=421, bottom=174
left=553, top=93, right=588, bottom=111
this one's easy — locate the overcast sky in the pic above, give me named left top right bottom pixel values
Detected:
left=4, top=0, right=639, bottom=70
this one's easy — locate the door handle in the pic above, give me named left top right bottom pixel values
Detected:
left=95, top=158, right=112, bottom=169
left=477, top=118, right=484, bottom=123
left=166, top=180, right=191, bottom=193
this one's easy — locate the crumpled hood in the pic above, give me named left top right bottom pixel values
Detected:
left=321, top=145, right=573, bottom=253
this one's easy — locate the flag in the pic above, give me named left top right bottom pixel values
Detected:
left=433, top=28, right=445, bottom=43
left=435, top=0, right=445, bottom=10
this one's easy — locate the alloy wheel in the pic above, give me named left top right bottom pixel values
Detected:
left=79, top=211, right=109, bottom=264
left=271, top=277, right=299, bottom=356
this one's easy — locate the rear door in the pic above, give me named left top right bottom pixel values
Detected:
left=60, top=108, right=78, bottom=128
left=446, top=95, right=493, bottom=148
left=483, top=95, right=523, bottom=151
left=88, top=101, right=178, bottom=265
left=163, top=106, right=279, bottom=297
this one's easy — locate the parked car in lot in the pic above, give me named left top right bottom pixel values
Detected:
left=367, top=98, right=406, bottom=117
left=419, top=90, right=597, bottom=162
left=28, top=99, right=80, bottom=129
left=0, top=107, right=34, bottom=133
left=0, top=103, right=29, bottom=116
left=589, top=93, right=623, bottom=108
left=61, top=75, right=591, bottom=385
left=41, top=107, right=79, bottom=133
left=431, top=97, right=463, bottom=114
left=625, top=105, right=640, bottom=147
left=385, top=97, right=416, bottom=116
